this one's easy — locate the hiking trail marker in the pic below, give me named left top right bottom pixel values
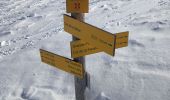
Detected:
left=64, top=14, right=116, bottom=56
left=66, top=0, right=89, bottom=13
left=70, top=32, right=129, bottom=58
left=39, top=1, right=129, bottom=100
left=40, top=49, right=84, bottom=79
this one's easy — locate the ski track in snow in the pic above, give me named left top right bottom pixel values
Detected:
left=0, top=0, right=64, bottom=59
left=131, top=67, right=170, bottom=79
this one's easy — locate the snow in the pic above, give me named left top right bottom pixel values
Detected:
left=0, top=0, right=170, bottom=100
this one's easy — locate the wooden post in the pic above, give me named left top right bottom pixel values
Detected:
left=71, top=13, right=86, bottom=100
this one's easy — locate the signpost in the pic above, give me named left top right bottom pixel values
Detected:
left=66, top=0, right=89, bottom=13
left=66, top=1, right=89, bottom=100
left=39, top=1, right=129, bottom=100
left=70, top=32, right=129, bottom=58
left=115, top=32, right=129, bottom=48
left=64, top=14, right=116, bottom=56
left=71, top=13, right=87, bottom=100
left=40, top=49, right=84, bottom=79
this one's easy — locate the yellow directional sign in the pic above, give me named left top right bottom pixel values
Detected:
left=64, top=14, right=116, bottom=56
left=40, top=49, right=84, bottom=79
left=66, top=0, right=89, bottom=13
left=70, top=32, right=129, bottom=58
left=71, top=40, right=101, bottom=58
left=115, top=32, right=129, bottom=48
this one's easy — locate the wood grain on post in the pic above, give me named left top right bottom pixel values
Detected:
left=71, top=13, right=86, bottom=100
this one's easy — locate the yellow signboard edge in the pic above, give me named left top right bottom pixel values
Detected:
left=40, top=49, right=72, bottom=61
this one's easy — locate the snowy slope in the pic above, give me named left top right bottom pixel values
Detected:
left=0, top=0, right=170, bottom=100
left=0, top=0, right=64, bottom=60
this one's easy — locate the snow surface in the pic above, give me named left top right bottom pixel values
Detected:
left=0, top=0, right=170, bottom=100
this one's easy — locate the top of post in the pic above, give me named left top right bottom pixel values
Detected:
left=66, top=0, right=89, bottom=13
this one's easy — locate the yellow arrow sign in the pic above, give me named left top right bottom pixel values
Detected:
left=115, top=32, right=129, bottom=48
left=64, top=14, right=116, bottom=56
left=40, top=49, right=84, bottom=79
left=66, top=0, right=89, bottom=13
left=70, top=32, right=129, bottom=58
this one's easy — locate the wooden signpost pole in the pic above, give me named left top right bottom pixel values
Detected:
left=40, top=1, right=129, bottom=100
left=71, top=13, right=86, bottom=100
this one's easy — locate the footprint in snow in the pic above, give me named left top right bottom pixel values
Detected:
left=0, top=31, right=11, bottom=37
left=94, top=92, right=111, bottom=100
left=21, top=86, right=58, bottom=100
left=21, top=87, right=37, bottom=99
left=129, top=39, right=145, bottom=48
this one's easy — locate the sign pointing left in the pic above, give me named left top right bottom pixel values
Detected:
left=40, top=49, right=84, bottom=79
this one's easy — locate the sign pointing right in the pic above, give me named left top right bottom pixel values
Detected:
left=70, top=32, right=129, bottom=58
left=64, top=14, right=116, bottom=56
